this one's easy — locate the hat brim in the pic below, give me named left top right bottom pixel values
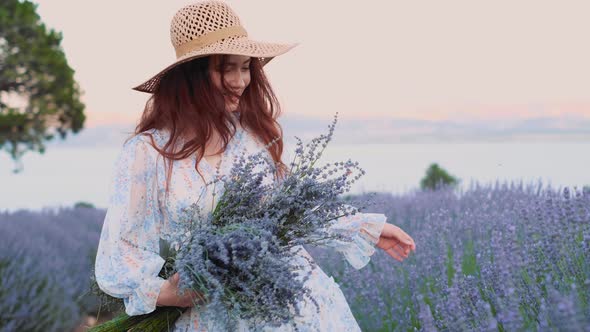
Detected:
left=132, top=36, right=298, bottom=93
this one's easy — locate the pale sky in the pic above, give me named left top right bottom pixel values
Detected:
left=3, top=0, right=590, bottom=210
left=33, top=0, right=590, bottom=128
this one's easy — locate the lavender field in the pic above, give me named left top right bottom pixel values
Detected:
left=310, top=181, right=590, bottom=331
left=0, top=207, right=104, bottom=331
left=0, top=180, right=588, bottom=331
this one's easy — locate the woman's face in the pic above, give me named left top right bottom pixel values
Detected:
left=209, top=54, right=252, bottom=112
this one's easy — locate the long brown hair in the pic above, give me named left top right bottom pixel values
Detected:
left=132, top=55, right=288, bottom=193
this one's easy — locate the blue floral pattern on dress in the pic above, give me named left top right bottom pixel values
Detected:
left=95, top=119, right=387, bottom=331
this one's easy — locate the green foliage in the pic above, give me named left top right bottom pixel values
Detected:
left=87, top=307, right=185, bottom=332
left=461, top=239, right=479, bottom=277
left=74, top=201, right=95, bottom=209
left=0, top=0, right=85, bottom=171
left=420, top=162, right=459, bottom=191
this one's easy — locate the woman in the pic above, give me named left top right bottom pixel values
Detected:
left=95, top=1, right=416, bottom=331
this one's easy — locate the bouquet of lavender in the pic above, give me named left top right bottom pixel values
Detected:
left=90, top=113, right=368, bottom=331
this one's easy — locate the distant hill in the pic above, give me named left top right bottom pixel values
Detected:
left=45, top=114, right=590, bottom=149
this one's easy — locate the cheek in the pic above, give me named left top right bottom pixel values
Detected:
left=209, top=71, right=223, bottom=90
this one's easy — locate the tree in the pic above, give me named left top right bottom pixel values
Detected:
left=74, top=201, right=95, bottom=209
left=0, top=0, right=85, bottom=171
left=420, top=163, right=460, bottom=191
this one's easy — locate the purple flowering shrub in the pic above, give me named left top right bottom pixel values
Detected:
left=1, top=178, right=588, bottom=331
left=0, top=207, right=105, bottom=332
left=308, top=181, right=590, bottom=331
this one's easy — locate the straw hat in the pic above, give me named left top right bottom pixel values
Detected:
left=132, top=1, right=297, bottom=93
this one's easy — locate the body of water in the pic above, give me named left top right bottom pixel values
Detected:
left=1, top=142, right=588, bottom=211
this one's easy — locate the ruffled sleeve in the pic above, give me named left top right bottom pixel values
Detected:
left=94, top=134, right=166, bottom=316
left=319, top=206, right=387, bottom=270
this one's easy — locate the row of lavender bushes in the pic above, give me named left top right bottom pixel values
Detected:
left=0, top=207, right=105, bottom=332
left=0, top=180, right=588, bottom=331
left=308, top=180, right=590, bottom=331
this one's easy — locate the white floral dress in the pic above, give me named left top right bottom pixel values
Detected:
left=94, top=118, right=387, bottom=331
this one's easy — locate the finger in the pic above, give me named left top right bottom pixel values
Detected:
left=385, top=247, right=405, bottom=262
left=397, top=241, right=413, bottom=254
left=400, top=245, right=411, bottom=257
left=387, top=242, right=408, bottom=257
left=180, top=290, right=200, bottom=307
left=393, top=226, right=416, bottom=249
left=388, top=238, right=410, bottom=256
left=187, top=295, right=201, bottom=307
left=398, top=235, right=413, bottom=246
left=400, top=236, right=416, bottom=251
left=192, top=291, right=207, bottom=304
left=393, top=244, right=409, bottom=258
left=395, top=228, right=416, bottom=250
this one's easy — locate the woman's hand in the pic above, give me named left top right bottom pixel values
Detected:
left=156, top=272, right=206, bottom=307
left=376, top=223, right=416, bottom=262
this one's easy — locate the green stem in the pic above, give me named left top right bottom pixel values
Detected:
left=88, top=306, right=186, bottom=332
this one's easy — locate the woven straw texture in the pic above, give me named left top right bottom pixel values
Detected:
left=133, top=0, right=296, bottom=93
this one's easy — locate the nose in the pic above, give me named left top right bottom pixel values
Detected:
left=226, top=70, right=247, bottom=91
